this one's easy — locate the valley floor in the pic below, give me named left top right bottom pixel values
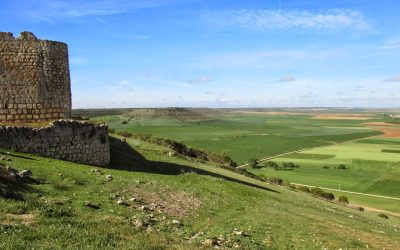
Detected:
left=1, top=135, right=399, bottom=249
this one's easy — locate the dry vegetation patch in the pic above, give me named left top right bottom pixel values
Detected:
left=325, top=221, right=399, bottom=249
left=116, top=182, right=201, bottom=218
left=2, top=213, right=36, bottom=226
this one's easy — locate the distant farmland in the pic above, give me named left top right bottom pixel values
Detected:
left=91, top=109, right=382, bottom=164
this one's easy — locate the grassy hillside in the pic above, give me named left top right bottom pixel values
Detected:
left=1, top=136, right=399, bottom=249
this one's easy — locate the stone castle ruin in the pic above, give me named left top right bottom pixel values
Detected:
left=0, top=32, right=110, bottom=166
left=0, top=32, right=71, bottom=123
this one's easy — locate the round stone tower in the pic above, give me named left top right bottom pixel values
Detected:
left=0, top=31, right=71, bottom=123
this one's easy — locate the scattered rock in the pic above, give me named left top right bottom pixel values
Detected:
left=139, top=205, right=152, bottom=212
left=109, top=193, right=120, bottom=199
left=189, top=231, right=204, bottom=242
left=17, top=170, right=32, bottom=179
left=5, top=166, right=18, bottom=174
left=84, top=201, right=100, bottom=209
left=233, top=228, right=249, bottom=237
left=202, top=238, right=221, bottom=247
left=117, top=199, right=129, bottom=206
left=91, top=169, right=101, bottom=173
left=233, top=243, right=241, bottom=248
left=172, top=219, right=181, bottom=225
left=121, top=137, right=127, bottom=143
left=106, top=174, right=113, bottom=181
left=133, top=219, right=144, bottom=229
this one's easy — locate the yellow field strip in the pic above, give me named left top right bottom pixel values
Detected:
left=237, top=134, right=379, bottom=168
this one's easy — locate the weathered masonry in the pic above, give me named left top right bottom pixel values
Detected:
left=0, top=31, right=71, bottom=123
left=0, top=120, right=110, bottom=167
left=0, top=32, right=110, bottom=166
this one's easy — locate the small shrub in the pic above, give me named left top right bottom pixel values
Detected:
left=358, top=207, right=364, bottom=212
left=378, top=213, right=389, bottom=219
left=297, top=185, right=311, bottom=193
left=310, top=188, right=335, bottom=200
left=337, top=164, right=347, bottom=170
left=310, top=187, right=325, bottom=196
left=108, top=128, right=115, bottom=133
left=322, top=165, right=330, bottom=169
left=321, top=192, right=335, bottom=200
left=121, top=120, right=128, bottom=125
left=265, top=161, right=278, bottom=168
left=248, top=158, right=259, bottom=168
left=283, top=162, right=299, bottom=169
left=338, top=195, right=349, bottom=204
left=268, top=177, right=284, bottom=185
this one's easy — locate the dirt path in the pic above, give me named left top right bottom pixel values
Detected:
left=348, top=204, right=400, bottom=218
left=237, top=134, right=379, bottom=168
left=290, top=182, right=400, bottom=201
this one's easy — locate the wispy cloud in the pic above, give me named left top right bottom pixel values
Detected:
left=12, top=0, right=191, bottom=21
left=384, top=75, right=400, bottom=82
left=193, top=48, right=346, bottom=70
left=279, top=75, right=295, bottom=82
left=378, top=36, right=400, bottom=50
left=203, top=9, right=370, bottom=31
left=188, top=75, right=213, bottom=84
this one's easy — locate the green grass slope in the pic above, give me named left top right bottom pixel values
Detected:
left=0, top=136, right=399, bottom=249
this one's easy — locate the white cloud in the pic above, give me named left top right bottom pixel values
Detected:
left=203, top=9, right=370, bottom=31
left=384, top=76, right=400, bottom=82
left=279, top=75, right=295, bottom=82
left=188, top=75, right=213, bottom=84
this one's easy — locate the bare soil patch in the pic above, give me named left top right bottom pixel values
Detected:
left=363, top=122, right=400, bottom=138
left=2, top=213, right=36, bottom=226
left=312, top=114, right=373, bottom=120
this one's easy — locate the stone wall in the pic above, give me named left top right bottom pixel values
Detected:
left=0, top=120, right=110, bottom=167
left=0, top=31, right=71, bottom=123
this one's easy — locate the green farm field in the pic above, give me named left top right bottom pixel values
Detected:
left=91, top=109, right=399, bottom=213
left=248, top=136, right=400, bottom=212
left=93, top=112, right=382, bottom=164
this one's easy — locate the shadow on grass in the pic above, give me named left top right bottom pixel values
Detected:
left=0, top=151, right=37, bottom=160
left=0, top=176, right=39, bottom=201
left=109, top=137, right=278, bottom=193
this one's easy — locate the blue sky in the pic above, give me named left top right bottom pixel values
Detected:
left=1, top=0, right=400, bottom=108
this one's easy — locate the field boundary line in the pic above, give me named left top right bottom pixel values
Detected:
left=291, top=182, right=400, bottom=201
left=237, top=134, right=379, bottom=168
